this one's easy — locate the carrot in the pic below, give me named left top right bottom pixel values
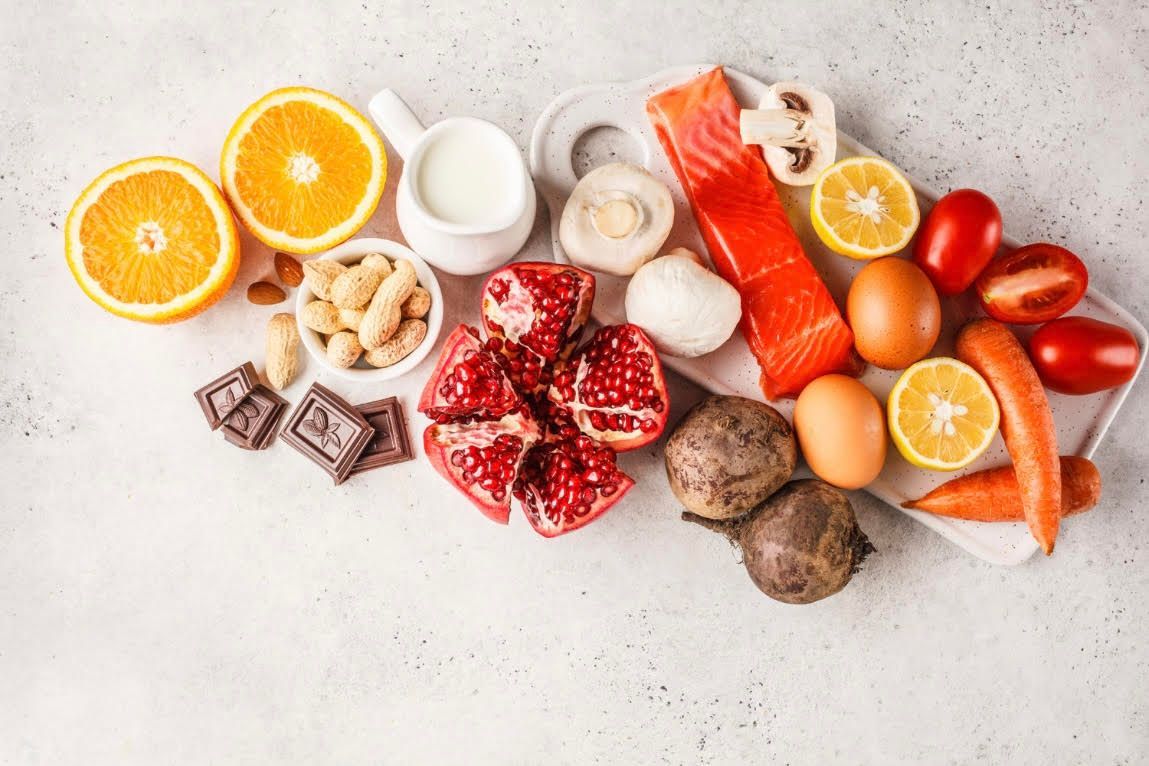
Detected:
left=903, top=456, right=1100, bottom=522
left=956, top=318, right=1061, bottom=554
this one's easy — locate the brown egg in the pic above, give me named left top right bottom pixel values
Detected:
left=793, top=374, right=887, bottom=490
left=847, top=257, right=941, bottom=370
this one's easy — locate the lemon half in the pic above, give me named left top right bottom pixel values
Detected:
left=888, top=357, right=1000, bottom=471
left=811, top=156, right=920, bottom=259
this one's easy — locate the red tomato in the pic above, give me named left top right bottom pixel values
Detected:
left=913, top=189, right=1002, bottom=296
left=1029, top=317, right=1140, bottom=395
left=976, top=243, right=1088, bottom=324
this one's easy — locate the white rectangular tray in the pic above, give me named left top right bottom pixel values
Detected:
left=529, top=64, right=1147, bottom=565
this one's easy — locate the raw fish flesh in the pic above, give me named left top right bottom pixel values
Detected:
left=647, top=67, right=859, bottom=399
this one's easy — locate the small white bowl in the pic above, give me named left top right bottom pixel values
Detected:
left=295, top=237, right=443, bottom=382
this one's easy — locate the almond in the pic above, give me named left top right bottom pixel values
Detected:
left=248, top=281, right=286, bottom=305
left=274, top=252, right=304, bottom=287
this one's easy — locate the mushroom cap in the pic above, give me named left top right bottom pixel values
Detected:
left=624, top=252, right=742, bottom=358
left=758, top=82, right=837, bottom=186
left=559, top=162, right=674, bottom=277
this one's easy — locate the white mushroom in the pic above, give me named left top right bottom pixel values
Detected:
left=624, top=248, right=742, bottom=358
left=559, top=162, right=674, bottom=276
left=740, top=82, right=836, bottom=186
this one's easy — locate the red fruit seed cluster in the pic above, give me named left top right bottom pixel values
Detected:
left=419, top=262, right=668, bottom=537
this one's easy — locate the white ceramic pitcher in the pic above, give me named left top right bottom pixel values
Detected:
left=368, top=89, right=536, bottom=276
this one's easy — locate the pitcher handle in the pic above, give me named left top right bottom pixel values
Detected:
left=369, top=89, right=426, bottom=161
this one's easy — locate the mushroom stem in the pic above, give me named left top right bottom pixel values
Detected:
left=592, top=197, right=640, bottom=239
left=739, top=108, right=816, bottom=149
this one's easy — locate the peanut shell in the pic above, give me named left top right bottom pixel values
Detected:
left=330, top=264, right=385, bottom=310
left=300, top=300, right=345, bottom=334
left=338, top=307, right=365, bottom=332
left=361, top=253, right=393, bottom=276
left=400, top=286, right=431, bottom=319
left=302, top=260, right=347, bottom=301
left=265, top=313, right=300, bottom=390
left=326, top=331, right=364, bottom=369
left=358, top=259, right=417, bottom=350
left=364, top=319, right=427, bottom=368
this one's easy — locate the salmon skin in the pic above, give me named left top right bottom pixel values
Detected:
left=647, top=67, right=858, bottom=399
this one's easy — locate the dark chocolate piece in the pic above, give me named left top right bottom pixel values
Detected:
left=280, top=382, right=373, bottom=485
left=349, top=397, right=414, bottom=476
left=221, top=385, right=287, bottom=451
left=193, top=362, right=260, bottom=430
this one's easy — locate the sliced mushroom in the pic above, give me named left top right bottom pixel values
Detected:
left=740, top=82, right=836, bottom=186
left=559, top=162, right=674, bottom=276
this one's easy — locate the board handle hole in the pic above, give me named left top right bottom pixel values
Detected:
left=571, top=125, right=647, bottom=180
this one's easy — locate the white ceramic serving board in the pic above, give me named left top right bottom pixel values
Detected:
left=529, top=64, right=1148, bottom=565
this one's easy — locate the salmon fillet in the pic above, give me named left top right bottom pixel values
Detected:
left=647, top=67, right=858, bottom=399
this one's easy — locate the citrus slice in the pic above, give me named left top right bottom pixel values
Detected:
left=888, top=357, right=1001, bottom=471
left=64, top=156, right=240, bottom=323
left=810, top=156, right=920, bottom=259
left=221, top=87, right=387, bottom=254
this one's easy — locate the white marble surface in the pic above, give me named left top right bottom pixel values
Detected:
left=2, top=1, right=1147, bottom=764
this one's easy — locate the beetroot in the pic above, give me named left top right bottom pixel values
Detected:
left=684, top=480, right=873, bottom=604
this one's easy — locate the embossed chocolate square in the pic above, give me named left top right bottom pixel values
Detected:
left=221, top=384, right=288, bottom=451
left=193, top=361, right=259, bottom=430
left=350, top=397, right=413, bottom=477
left=280, top=383, right=373, bottom=485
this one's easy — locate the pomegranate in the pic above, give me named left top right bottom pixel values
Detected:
left=483, top=335, right=553, bottom=394
left=418, top=326, right=520, bottom=423
left=513, top=433, right=635, bottom=537
left=424, top=408, right=541, bottom=524
left=420, top=264, right=667, bottom=537
left=481, top=263, right=595, bottom=391
left=548, top=324, right=669, bottom=452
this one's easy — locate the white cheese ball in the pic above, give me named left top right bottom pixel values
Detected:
left=624, top=254, right=742, bottom=358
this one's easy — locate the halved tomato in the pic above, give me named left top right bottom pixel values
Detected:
left=976, top=243, right=1088, bottom=324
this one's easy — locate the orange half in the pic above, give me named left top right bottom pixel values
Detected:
left=64, top=156, right=240, bottom=323
left=220, top=87, right=387, bottom=254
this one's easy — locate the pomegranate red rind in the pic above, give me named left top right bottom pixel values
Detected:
left=424, top=409, right=541, bottom=524
left=418, top=325, right=521, bottom=422
left=513, top=434, right=635, bottom=537
left=548, top=324, right=669, bottom=452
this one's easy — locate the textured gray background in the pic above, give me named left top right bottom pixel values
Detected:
left=2, top=1, right=1147, bottom=764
